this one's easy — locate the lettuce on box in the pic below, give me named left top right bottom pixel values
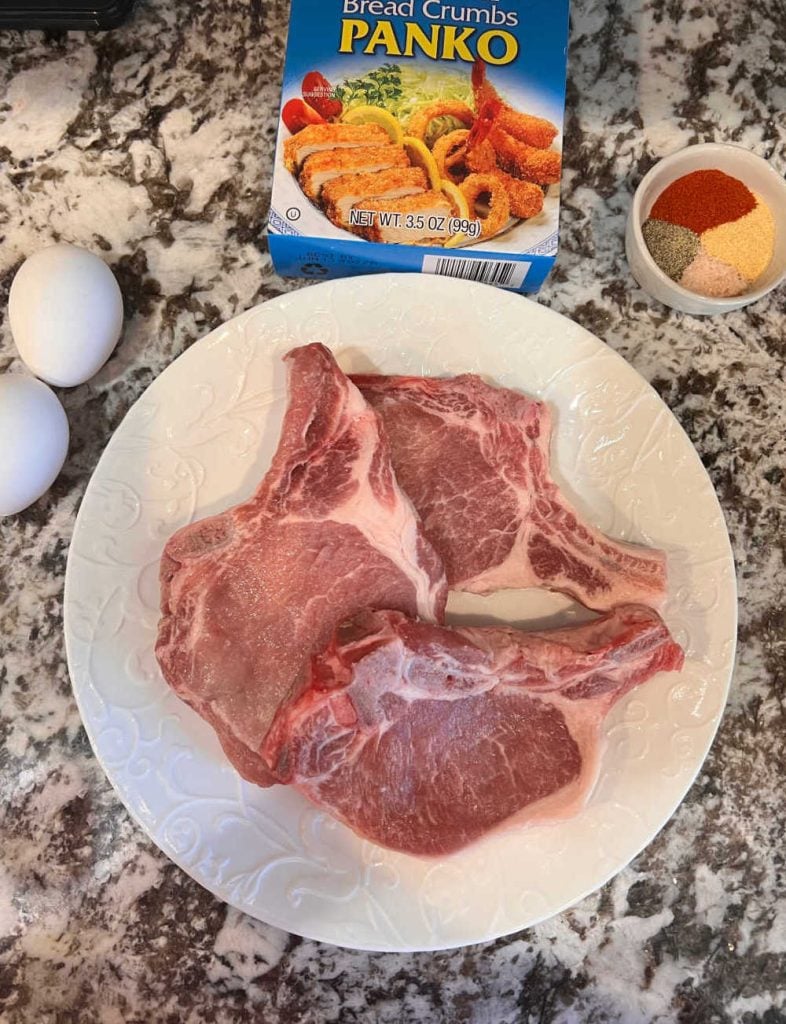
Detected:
left=269, top=0, right=570, bottom=293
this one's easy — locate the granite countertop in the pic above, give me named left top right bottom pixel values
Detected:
left=1, top=0, right=784, bottom=1020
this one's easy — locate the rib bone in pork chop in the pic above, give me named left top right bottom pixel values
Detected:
left=351, top=373, right=667, bottom=611
left=264, top=605, right=684, bottom=856
left=156, top=344, right=447, bottom=787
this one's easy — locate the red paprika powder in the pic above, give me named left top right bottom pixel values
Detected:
left=650, top=169, right=756, bottom=234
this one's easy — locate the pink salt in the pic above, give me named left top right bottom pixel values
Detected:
left=680, top=248, right=748, bottom=298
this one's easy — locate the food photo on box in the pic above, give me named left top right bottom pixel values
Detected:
left=269, top=0, right=570, bottom=291
left=0, top=0, right=785, bottom=1021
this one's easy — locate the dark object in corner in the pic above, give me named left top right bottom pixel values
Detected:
left=0, top=0, right=135, bottom=29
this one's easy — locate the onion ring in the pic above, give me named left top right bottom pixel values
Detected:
left=433, top=130, right=471, bottom=184
left=407, top=101, right=475, bottom=142
left=460, top=173, right=511, bottom=239
left=433, top=130, right=497, bottom=184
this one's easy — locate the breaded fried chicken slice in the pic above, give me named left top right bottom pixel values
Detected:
left=323, top=168, right=428, bottom=231
left=284, top=123, right=392, bottom=173
left=299, top=146, right=409, bottom=203
left=356, top=190, right=455, bottom=245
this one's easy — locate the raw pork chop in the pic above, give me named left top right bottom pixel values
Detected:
left=156, top=344, right=447, bottom=787
left=352, top=373, right=667, bottom=611
left=264, top=605, right=684, bottom=855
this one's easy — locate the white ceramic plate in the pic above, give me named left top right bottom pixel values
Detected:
left=64, top=274, right=736, bottom=952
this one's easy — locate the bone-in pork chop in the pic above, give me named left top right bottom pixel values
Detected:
left=264, top=605, right=684, bottom=856
left=351, top=372, right=667, bottom=611
left=156, top=344, right=447, bottom=787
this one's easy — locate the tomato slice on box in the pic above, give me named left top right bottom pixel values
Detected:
left=302, top=71, right=343, bottom=121
left=282, top=98, right=325, bottom=134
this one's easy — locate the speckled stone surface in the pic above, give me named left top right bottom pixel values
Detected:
left=1, top=0, right=784, bottom=1020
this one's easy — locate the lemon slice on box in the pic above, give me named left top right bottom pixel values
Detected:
left=342, top=105, right=404, bottom=144
left=444, top=232, right=469, bottom=249
left=402, top=136, right=441, bottom=189
left=441, top=179, right=471, bottom=247
left=440, top=180, right=470, bottom=219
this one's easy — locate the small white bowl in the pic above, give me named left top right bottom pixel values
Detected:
left=625, top=143, right=786, bottom=315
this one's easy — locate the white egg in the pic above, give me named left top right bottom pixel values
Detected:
left=9, top=243, right=124, bottom=388
left=0, top=375, right=69, bottom=517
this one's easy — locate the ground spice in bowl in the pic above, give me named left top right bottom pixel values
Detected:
left=642, top=169, right=775, bottom=298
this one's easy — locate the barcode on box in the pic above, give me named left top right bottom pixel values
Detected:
left=422, top=255, right=530, bottom=290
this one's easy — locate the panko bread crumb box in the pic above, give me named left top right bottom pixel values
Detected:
left=269, top=0, right=570, bottom=292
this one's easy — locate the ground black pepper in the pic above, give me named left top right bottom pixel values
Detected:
left=642, top=219, right=700, bottom=281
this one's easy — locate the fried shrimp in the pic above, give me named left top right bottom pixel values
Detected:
left=440, top=105, right=543, bottom=222
left=489, top=170, right=544, bottom=219
left=471, top=58, right=502, bottom=111
left=407, top=101, right=475, bottom=142
left=472, top=68, right=561, bottom=184
left=466, top=138, right=497, bottom=173
left=460, top=173, right=511, bottom=239
left=433, top=130, right=496, bottom=183
left=489, top=126, right=562, bottom=186
left=473, top=59, right=559, bottom=151
left=463, top=99, right=499, bottom=172
left=496, top=109, right=558, bottom=150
